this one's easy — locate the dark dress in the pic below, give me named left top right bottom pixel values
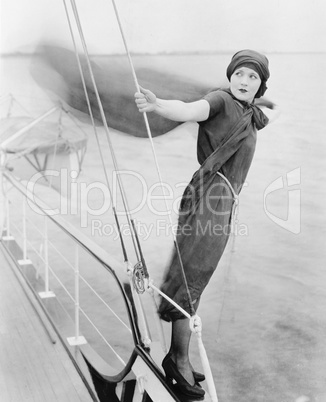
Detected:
left=158, top=89, right=269, bottom=322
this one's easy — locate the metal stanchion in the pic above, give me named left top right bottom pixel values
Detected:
left=18, top=197, right=32, bottom=266
left=67, top=244, right=86, bottom=345
left=39, top=216, right=55, bottom=298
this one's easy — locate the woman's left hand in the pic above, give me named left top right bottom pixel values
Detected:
left=134, top=86, right=157, bottom=113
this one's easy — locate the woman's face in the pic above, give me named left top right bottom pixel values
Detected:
left=230, top=66, right=262, bottom=103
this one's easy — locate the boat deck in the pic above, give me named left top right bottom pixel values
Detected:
left=0, top=246, right=94, bottom=402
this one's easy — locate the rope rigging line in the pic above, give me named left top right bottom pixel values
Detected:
left=64, top=0, right=154, bottom=346
left=69, top=0, right=155, bottom=265
left=109, top=0, right=195, bottom=317
left=107, top=3, right=220, bottom=400
left=63, top=0, right=137, bottom=263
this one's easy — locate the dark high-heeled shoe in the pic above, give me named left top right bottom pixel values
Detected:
left=166, top=352, right=205, bottom=383
left=193, top=370, right=205, bottom=383
left=162, top=354, right=205, bottom=399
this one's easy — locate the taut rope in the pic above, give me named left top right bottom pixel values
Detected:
left=108, top=1, right=218, bottom=400
left=109, top=0, right=195, bottom=317
left=64, top=0, right=156, bottom=344
left=65, top=0, right=142, bottom=263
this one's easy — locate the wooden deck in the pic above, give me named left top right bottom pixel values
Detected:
left=0, top=246, right=95, bottom=402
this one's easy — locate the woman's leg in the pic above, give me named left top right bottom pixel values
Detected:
left=169, top=318, right=195, bottom=385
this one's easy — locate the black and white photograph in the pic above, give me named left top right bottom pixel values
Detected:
left=0, top=1, right=325, bottom=401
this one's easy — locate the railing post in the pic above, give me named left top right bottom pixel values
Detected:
left=67, top=244, right=86, bottom=346
left=39, top=216, right=55, bottom=299
left=2, top=189, right=15, bottom=241
left=3, top=197, right=14, bottom=240
left=0, top=152, right=5, bottom=239
left=44, top=217, right=50, bottom=292
left=0, top=152, right=13, bottom=241
left=18, top=197, right=32, bottom=266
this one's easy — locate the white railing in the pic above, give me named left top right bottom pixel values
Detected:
left=1, top=171, right=137, bottom=368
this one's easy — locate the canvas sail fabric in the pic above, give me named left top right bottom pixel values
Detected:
left=30, top=45, right=214, bottom=138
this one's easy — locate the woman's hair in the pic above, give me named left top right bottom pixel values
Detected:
left=226, top=49, right=270, bottom=98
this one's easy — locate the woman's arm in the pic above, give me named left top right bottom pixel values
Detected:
left=134, top=87, right=210, bottom=122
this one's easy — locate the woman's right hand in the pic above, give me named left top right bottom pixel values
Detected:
left=134, top=86, right=157, bottom=113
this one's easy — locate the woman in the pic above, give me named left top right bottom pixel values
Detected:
left=135, top=49, right=276, bottom=399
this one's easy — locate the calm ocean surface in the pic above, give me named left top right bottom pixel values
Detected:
left=1, top=53, right=326, bottom=402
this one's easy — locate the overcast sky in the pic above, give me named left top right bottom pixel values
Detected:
left=1, top=0, right=325, bottom=54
